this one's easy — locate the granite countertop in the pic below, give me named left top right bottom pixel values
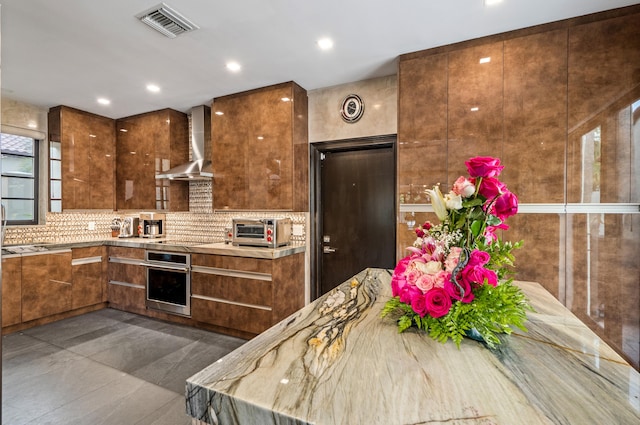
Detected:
left=186, top=268, right=640, bottom=425
left=1, top=238, right=305, bottom=259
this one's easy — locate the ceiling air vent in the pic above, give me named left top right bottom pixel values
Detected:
left=136, top=3, right=199, bottom=38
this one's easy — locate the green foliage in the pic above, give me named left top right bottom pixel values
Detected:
left=380, top=280, right=534, bottom=349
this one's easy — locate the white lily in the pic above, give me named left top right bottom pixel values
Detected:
left=426, top=185, right=448, bottom=221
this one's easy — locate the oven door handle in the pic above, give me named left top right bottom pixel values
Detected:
left=141, top=262, right=190, bottom=273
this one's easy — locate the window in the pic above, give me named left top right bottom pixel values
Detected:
left=1, top=133, right=39, bottom=225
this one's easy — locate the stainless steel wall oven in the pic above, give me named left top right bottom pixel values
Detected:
left=143, top=251, right=191, bottom=317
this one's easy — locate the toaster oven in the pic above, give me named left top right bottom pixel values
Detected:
left=232, top=218, right=292, bottom=248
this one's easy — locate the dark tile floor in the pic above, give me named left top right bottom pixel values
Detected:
left=1, top=309, right=246, bottom=425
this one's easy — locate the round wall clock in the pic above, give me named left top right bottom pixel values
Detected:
left=340, top=94, right=365, bottom=123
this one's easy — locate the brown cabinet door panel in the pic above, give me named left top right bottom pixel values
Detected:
left=21, top=252, right=73, bottom=322
left=191, top=272, right=272, bottom=307
left=191, top=297, right=272, bottom=334
left=22, top=279, right=73, bottom=322
left=2, top=257, right=22, bottom=327
left=49, top=106, right=115, bottom=210
left=72, top=261, right=104, bottom=309
left=212, top=82, right=308, bottom=210
left=107, top=283, right=146, bottom=312
left=72, top=247, right=106, bottom=309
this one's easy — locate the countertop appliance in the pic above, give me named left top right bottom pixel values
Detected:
left=140, top=212, right=165, bottom=238
left=119, top=217, right=139, bottom=238
left=142, top=250, right=191, bottom=316
left=232, top=218, right=292, bottom=248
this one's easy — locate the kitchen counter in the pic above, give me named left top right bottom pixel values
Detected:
left=2, top=238, right=305, bottom=259
left=185, top=268, right=640, bottom=425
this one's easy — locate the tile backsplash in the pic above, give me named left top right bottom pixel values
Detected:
left=2, top=180, right=307, bottom=246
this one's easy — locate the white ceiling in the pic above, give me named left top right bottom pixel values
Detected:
left=1, top=0, right=638, bottom=119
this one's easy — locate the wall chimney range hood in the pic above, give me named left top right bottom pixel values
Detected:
left=156, top=105, right=212, bottom=180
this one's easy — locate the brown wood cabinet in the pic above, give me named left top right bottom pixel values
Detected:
left=2, top=256, right=22, bottom=327
left=191, top=252, right=305, bottom=337
left=21, top=251, right=73, bottom=323
left=211, top=82, right=308, bottom=211
left=107, top=246, right=146, bottom=314
left=72, top=246, right=107, bottom=310
left=115, top=109, right=189, bottom=211
left=48, top=106, right=116, bottom=210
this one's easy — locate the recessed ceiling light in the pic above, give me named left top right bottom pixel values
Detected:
left=317, top=37, right=334, bottom=50
left=214, top=111, right=224, bottom=116
left=281, top=97, right=291, bottom=102
left=97, top=97, right=111, bottom=105
left=119, top=129, right=128, bottom=132
left=226, top=61, right=241, bottom=72
left=257, top=136, right=264, bottom=140
left=146, top=84, right=160, bottom=93
left=479, top=57, right=491, bottom=64
left=470, top=107, right=480, bottom=112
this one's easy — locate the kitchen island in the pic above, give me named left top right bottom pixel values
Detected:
left=186, top=268, right=640, bottom=424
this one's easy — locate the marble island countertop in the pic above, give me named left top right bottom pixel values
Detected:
left=186, top=268, right=640, bottom=425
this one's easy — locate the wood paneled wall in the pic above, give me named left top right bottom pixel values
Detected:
left=398, top=5, right=640, bottom=369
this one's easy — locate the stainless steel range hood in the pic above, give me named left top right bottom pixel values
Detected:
left=156, top=105, right=212, bottom=180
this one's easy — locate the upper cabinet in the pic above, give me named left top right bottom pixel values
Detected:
left=212, top=81, right=309, bottom=211
left=115, top=109, right=189, bottom=211
left=48, top=106, right=116, bottom=210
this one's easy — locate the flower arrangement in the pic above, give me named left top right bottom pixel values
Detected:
left=381, top=156, right=532, bottom=348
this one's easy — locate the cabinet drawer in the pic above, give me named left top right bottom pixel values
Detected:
left=191, top=267, right=272, bottom=307
left=108, top=281, right=146, bottom=312
left=108, top=257, right=146, bottom=286
left=191, top=254, right=272, bottom=274
left=191, top=296, right=272, bottom=334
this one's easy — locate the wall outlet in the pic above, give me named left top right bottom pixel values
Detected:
left=88, top=221, right=96, bottom=231
left=292, top=224, right=304, bottom=236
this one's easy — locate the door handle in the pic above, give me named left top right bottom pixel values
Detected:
left=323, top=246, right=337, bottom=254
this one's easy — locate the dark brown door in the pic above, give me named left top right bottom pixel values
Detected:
left=316, top=139, right=396, bottom=296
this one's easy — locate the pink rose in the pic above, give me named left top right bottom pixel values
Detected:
left=415, top=273, right=438, bottom=293
left=391, top=256, right=411, bottom=296
left=467, top=250, right=490, bottom=267
left=492, top=191, right=518, bottom=220
left=452, top=176, right=476, bottom=198
left=424, top=288, right=452, bottom=318
left=465, top=156, right=504, bottom=178
left=411, top=293, right=428, bottom=317
left=444, top=247, right=462, bottom=272
left=462, top=265, right=498, bottom=287
left=475, top=177, right=506, bottom=200
left=399, top=284, right=421, bottom=305
left=445, top=278, right=475, bottom=303
left=433, top=270, right=451, bottom=289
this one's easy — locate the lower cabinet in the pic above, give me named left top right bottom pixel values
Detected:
left=2, top=256, right=22, bottom=327
left=107, top=247, right=146, bottom=313
left=191, top=253, right=305, bottom=336
left=72, top=246, right=107, bottom=309
left=21, top=250, right=73, bottom=322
